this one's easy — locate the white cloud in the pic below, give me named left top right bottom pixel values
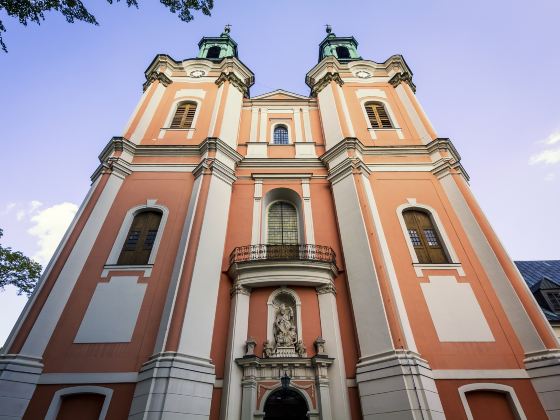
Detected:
left=541, top=130, right=560, bottom=145
left=27, top=202, right=78, bottom=265
left=544, top=173, right=556, bottom=182
left=0, top=202, right=16, bottom=215
left=529, top=147, right=560, bottom=165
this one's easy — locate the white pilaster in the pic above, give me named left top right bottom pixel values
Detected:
left=303, top=108, right=313, bottom=142
left=294, top=108, right=303, bottom=142
left=439, top=175, right=545, bottom=353
left=301, top=179, right=315, bottom=244
left=524, top=350, right=560, bottom=418
left=22, top=174, right=124, bottom=357
left=335, top=84, right=355, bottom=138
left=178, top=173, right=234, bottom=357
left=317, top=286, right=351, bottom=420
left=0, top=355, right=43, bottom=419
left=209, top=83, right=225, bottom=137
left=250, top=107, right=259, bottom=141
left=220, top=285, right=251, bottom=420
left=251, top=180, right=263, bottom=245
left=219, top=85, right=243, bottom=148
left=259, top=108, right=268, bottom=142
left=394, top=84, right=431, bottom=144
left=130, top=83, right=166, bottom=144
left=317, top=86, right=343, bottom=150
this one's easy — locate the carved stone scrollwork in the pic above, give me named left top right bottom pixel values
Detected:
left=310, top=72, right=344, bottom=97
left=143, top=70, right=173, bottom=92
left=215, top=72, right=249, bottom=97
left=316, top=283, right=336, bottom=295
left=388, top=71, right=416, bottom=93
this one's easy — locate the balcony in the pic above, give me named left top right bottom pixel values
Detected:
left=228, top=244, right=338, bottom=288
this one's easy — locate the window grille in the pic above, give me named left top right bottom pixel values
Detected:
left=273, top=125, right=289, bottom=144
left=268, top=202, right=298, bottom=245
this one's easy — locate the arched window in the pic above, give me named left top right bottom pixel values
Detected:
left=273, top=125, right=289, bottom=144
left=268, top=201, right=298, bottom=244
left=336, top=46, right=350, bottom=59
left=403, top=209, right=449, bottom=264
left=365, top=101, right=393, bottom=129
left=117, top=210, right=162, bottom=265
left=206, top=46, right=221, bottom=59
left=170, top=102, right=197, bottom=129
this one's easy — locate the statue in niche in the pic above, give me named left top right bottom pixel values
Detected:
left=274, top=303, right=296, bottom=347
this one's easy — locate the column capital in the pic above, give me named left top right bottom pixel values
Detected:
left=230, top=283, right=251, bottom=297
left=143, top=70, right=172, bottom=92
left=216, top=71, right=250, bottom=97
left=316, top=283, right=336, bottom=295
left=389, top=71, right=416, bottom=93
left=310, top=72, right=344, bottom=97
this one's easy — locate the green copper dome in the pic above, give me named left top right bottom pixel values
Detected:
left=318, top=25, right=361, bottom=63
left=198, top=25, right=238, bottom=60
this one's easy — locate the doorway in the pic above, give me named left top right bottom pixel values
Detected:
left=263, top=389, right=308, bottom=420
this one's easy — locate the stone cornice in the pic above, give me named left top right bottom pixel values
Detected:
left=192, top=157, right=238, bottom=185
left=389, top=71, right=416, bottom=93
left=216, top=71, right=250, bottom=97
left=143, top=70, right=173, bottom=92
left=309, top=72, right=344, bottom=97
left=92, top=136, right=242, bottom=183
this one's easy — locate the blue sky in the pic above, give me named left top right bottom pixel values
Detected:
left=1, top=0, right=559, bottom=345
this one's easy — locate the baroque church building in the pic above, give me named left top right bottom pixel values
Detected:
left=1, top=28, right=559, bottom=420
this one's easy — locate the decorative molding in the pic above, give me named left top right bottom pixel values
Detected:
left=230, top=283, right=251, bottom=297
left=216, top=71, right=249, bottom=97
left=310, top=72, right=344, bottom=97
left=388, top=71, right=416, bottom=93
left=316, top=283, right=336, bottom=295
left=143, top=70, right=173, bottom=92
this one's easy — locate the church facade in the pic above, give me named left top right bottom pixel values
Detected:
left=1, top=28, right=559, bottom=419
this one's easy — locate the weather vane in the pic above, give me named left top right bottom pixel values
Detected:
left=224, top=24, right=231, bottom=34
left=325, top=24, right=332, bottom=34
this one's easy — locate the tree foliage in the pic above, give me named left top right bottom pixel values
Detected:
left=0, top=229, right=42, bottom=296
left=0, top=0, right=214, bottom=52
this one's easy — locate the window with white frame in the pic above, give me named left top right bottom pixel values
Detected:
left=169, top=101, right=197, bottom=129
left=267, top=201, right=298, bottom=245
left=117, top=210, right=162, bottom=265
left=403, top=208, right=449, bottom=264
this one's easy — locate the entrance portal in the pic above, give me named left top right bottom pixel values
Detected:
left=263, top=389, right=308, bottom=420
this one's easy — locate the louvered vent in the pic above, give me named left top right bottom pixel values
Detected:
left=365, top=102, right=393, bottom=129
left=170, top=102, right=197, bottom=129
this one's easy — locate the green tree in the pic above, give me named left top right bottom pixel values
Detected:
left=0, top=0, right=213, bottom=52
left=0, top=229, right=42, bottom=296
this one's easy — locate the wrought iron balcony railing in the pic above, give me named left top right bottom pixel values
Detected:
left=229, top=244, right=336, bottom=266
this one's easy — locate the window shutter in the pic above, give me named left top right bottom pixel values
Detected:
left=170, top=103, right=197, bottom=129
left=365, top=102, right=393, bottom=129
left=117, top=211, right=162, bottom=265
left=403, top=209, right=449, bottom=264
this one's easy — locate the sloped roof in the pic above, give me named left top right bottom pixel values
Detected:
left=515, top=260, right=560, bottom=288
left=515, top=260, right=560, bottom=322
left=251, top=89, right=311, bottom=101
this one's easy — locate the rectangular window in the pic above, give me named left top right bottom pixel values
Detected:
left=423, top=229, right=440, bottom=246
left=408, top=229, right=422, bottom=246
left=124, top=231, right=140, bottom=251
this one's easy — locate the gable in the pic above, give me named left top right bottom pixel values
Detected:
left=251, top=89, right=311, bottom=101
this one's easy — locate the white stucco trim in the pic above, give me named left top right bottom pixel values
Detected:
left=317, top=85, right=343, bottom=150
left=219, top=85, right=243, bottom=148
left=104, top=200, right=169, bottom=271
left=123, top=85, right=151, bottom=134
left=39, top=372, right=138, bottom=384
left=251, top=180, right=263, bottom=245
left=209, top=83, right=224, bottom=137
left=130, top=83, right=165, bottom=144
left=158, top=94, right=204, bottom=140
left=396, top=200, right=463, bottom=277
left=294, top=108, right=303, bottom=142
left=458, top=383, right=527, bottom=420
left=303, top=108, right=313, bottom=142
left=259, top=107, right=268, bottom=142
left=358, top=96, right=403, bottom=140
left=3, top=177, right=101, bottom=354
left=432, top=369, right=528, bottom=379
left=394, top=84, right=432, bottom=144
left=270, top=121, right=292, bottom=145
left=335, top=84, right=355, bottom=137
left=22, top=175, right=123, bottom=357
left=257, top=384, right=315, bottom=416
left=362, top=175, right=417, bottom=352
left=45, top=386, right=113, bottom=420
left=301, top=179, right=315, bottom=245
left=250, top=107, right=259, bottom=141
left=267, top=287, right=303, bottom=344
